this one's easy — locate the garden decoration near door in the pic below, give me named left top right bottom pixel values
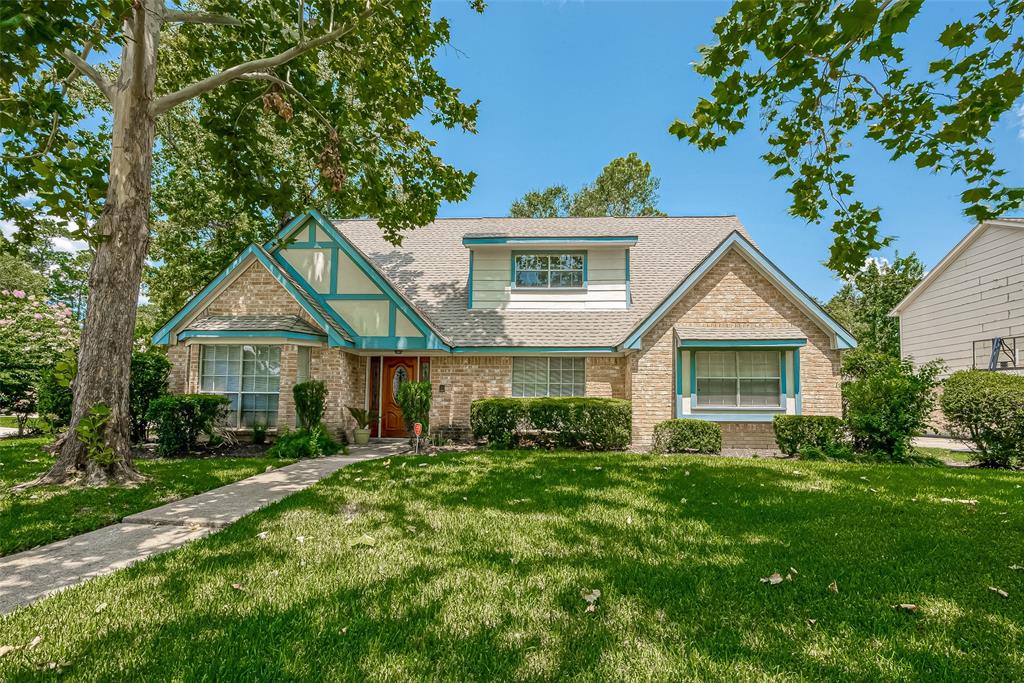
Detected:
left=414, top=422, right=422, bottom=454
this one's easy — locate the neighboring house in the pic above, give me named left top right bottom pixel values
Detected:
left=152, top=210, right=855, bottom=450
left=893, top=218, right=1024, bottom=378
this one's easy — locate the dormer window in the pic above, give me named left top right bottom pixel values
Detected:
left=513, top=252, right=585, bottom=289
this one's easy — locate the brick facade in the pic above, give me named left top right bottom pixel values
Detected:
left=161, top=245, right=843, bottom=453
left=630, top=247, right=842, bottom=450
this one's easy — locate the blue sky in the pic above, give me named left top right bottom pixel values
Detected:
left=423, top=0, right=1024, bottom=300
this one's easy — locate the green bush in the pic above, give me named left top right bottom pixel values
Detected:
left=267, top=423, right=341, bottom=458
left=396, top=380, right=432, bottom=436
left=773, top=415, right=847, bottom=456
left=941, top=370, right=1024, bottom=468
left=798, top=443, right=857, bottom=461
left=470, top=397, right=631, bottom=451
left=252, top=422, right=268, bottom=445
left=650, top=419, right=721, bottom=454
left=147, top=394, right=230, bottom=457
left=129, top=350, right=171, bottom=442
left=293, top=381, right=328, bottom=430
left=36, top=363, right=73, bottom=432
left=841, top=350, right=943, bottom=462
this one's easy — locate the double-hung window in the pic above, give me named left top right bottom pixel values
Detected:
left=199, top=345, right=281, bottom=427
left=512, top=357, right=585, bottom=397
left=695, top=350, right=780, bottom=408
left=513, top=253, right=584, bottom=288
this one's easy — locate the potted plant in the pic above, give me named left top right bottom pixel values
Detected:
left=346, top=406, right=376, bottom=445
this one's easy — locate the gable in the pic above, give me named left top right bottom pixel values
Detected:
left=267, top=211, right=450, bottom=350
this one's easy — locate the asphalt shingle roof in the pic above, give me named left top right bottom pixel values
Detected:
left=332, top=216, right=751, bottom=346
left=186, top=315, right=325, bottom=337
left=675, top=325, right=806, bottom=341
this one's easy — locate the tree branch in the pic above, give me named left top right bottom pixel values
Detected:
left=163, top=9, right=242, bottom=26
left=153, top=3, right=381, bottom=116
left=61, top=49, right=113, bottom=102
left=237, top=72, right=337, bottom=134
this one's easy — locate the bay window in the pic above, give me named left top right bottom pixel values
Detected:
left=199, top=344, right=281, bottom=427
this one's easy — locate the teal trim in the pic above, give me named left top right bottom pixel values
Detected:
left=679, top=339, right=807, bottom=348
left=675, top=347, right=683, bottom=395
left=625, top=249, right=631, bottom=305
left=271, top=251, right=359, bottom=341
left=322, top=293, right=389, bottom=300
left=685, top=413, right=781, bottom=423
left=467, top=250, right=474, bottom=309
left=263, top=213, right=308, bottom=251
left=463, top=235, right=637, bottom=246
left=621, top=231, right=857, bottom=350
left=178, top=330, right=326, bottom=342
left=388, top=304, right=396, bottom=336
left=780, top=352, right=787, bottom=395
left=355, top=336, right=430, bottom=350
left=330, top=248, right=339, bottom=295
left=689, top=349, right=697, bottom=405
left=453, top=346, right=618, bottom=354
left=510, top=250, right=588, bottom=290
left=793, top=349, right=801, bottom=394
left=150, top=245, right=349, bottom=348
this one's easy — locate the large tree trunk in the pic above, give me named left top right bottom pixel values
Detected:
left=32, top=2, right=162, bottom=487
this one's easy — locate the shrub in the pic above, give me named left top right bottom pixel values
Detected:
left=36, top=363, right=73, bottom=432
left=650, top=419, right=721, bottom=454
left=798, top=443, right=856, bottom=461
left=252, top=422, right=268, bottom=445
left=941, top=370, right=1024, bottom=468
left=841, top=350, right=943, bottom=462
left=347, top=406, right=376, bottom=430
left=267, top=424, right=341, bottom=458
left=129, top=350, right=171, bottom=442
left=293, top=381, right=328, bottom=430
left=147, top=394, right=230, bottom=457
left=470, top=397, right=631, bottom=451
left=773, top=415, right=847, bottom=456
left=396, top=380, right=432, bottom=436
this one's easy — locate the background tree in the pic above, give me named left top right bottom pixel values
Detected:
left=2, top=0, right=481, bottom=485
left=510, top=153, right=666, bottom=218
left=824, top=253, right=925, bottom=357
left=673, top=0, right=1024, bottom=276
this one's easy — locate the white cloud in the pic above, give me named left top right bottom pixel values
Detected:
left=52, top=235, right=88, bottom=253
left=1017, top=103, right=1024, bottom=140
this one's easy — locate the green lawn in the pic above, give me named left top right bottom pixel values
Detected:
left=0, top=437, right=294, bottom=556
left=1, top=450, right=1022, bottom=681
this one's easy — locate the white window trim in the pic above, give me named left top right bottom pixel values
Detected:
left=198, top=344, right=282, bottom=428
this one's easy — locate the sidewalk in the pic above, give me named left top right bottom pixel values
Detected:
left=0, top=441, right=406, bottom=614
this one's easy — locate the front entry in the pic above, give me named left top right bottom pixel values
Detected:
left=380, top=356, right=417, bottom=437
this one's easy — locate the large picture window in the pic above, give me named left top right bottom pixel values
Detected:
left=695, top=350, right=780, bottom=408
left=513, top=253, right=584, bottom=288
left=512, top=357, right=585, bottom=397
left=199, top=345, right=281, bottom=427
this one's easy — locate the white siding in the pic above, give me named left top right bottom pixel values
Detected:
left=471, top=246, right=629, bottom=310
left=900, top=224, right=1024, bottom=376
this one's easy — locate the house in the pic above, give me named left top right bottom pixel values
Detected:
left=893, top=218, right=1024, bottom=377
left=152, top=210, right=855, bottom=451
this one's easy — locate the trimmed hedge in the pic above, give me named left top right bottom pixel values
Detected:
left=650, top=419, right=721, bottom=454
left=941, top=370, right=1024, bottom=468
left=267, top=424, right=341, bottom=458
left=147, top=394, right=230, bottom=457
left=470, top=397, right=631, bottom=451
left=772, top=415, right=847, bottom=456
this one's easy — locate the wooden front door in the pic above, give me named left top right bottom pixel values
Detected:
left=381, top=357, right=416, bottom=437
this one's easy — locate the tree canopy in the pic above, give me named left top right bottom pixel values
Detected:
left=672, top=0, right=1024, bottom=276
left=510, top=153, right=666, bottom=218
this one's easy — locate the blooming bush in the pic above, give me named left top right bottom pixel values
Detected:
left=0, top=289, right=78, bottom=434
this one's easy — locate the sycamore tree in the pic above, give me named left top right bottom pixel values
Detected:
left=510, top=153, right=666, bottom=218
left=824, top=253, right=924, bottom=357
left=673, top=0, right=1024, bottom=276
left=2, top=0, right=481, bottom=485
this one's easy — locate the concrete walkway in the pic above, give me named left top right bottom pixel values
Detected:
left=0, top=441, right=406, bottom=615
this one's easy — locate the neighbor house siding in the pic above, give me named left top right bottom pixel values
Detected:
left=630, top=247, right=843, bottom=450
left=471, top=246, right=629, bottom=310
left=900, top=224, right=1024, bottom=377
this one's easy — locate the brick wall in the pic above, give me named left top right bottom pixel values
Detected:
left=199, top=261, right=319, bottom=329
left=429, top=355, right=512, bottom=430
left=311, top=347, right=366, bottom=438
left=585, top=356, right=629, bottom=398
left=631, top=247, right=843, bottom=449
left=720, top=423, right=778, bottom=453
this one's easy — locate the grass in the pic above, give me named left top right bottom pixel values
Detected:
left=1, top=450, right=1022, bottom=680
left=0, top=416, right=18, bottom=429
left=914, top=447, right=977, bottom=465
left=0, top=437, right=295, bottom=556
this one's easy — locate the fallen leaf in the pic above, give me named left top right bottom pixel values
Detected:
left=869, top=487, right=879, bottom=493
left=341, top=627, right=348, bottom=635
left=859, top=476, right=869, bottom=481
left=264, top=465, right=274, bottom=473
left=789, top=567, right=799, bottom=575
left=295, top=536, right=305, bottom=544
left=350, top=534, right=376, bottom=548
left=594, top=466, right=602, bottom=471
left=257, top=531, right=269, bottom=540
left=939, top=498, right=977, bottom=506
left=418, top=463, right=427, bottom=468
left=761, top=573, right=784, bottom=586
left=894, top=603, right=918, bottom=613
left=383, top=459, right=391, bottom=467
left=828, top=580, right=839, bottom=594
left=989, top=586, right=1009, bottom=599
left=0, top=646, right=17, bottom=657
left=626, top=516, right=633, bottom=525
left=582, top=589, right=601, bottom=612
left=231, top=583, right=247, bottom=592
left=94, top=602, right=108, bottom=614
left=27, top=635, right=42, bottom=650
left=685, top=470, right=690, bottom=476
left=806, top=618, right=817, bottom=626
left=1010, top=565, right=1023, bottom=571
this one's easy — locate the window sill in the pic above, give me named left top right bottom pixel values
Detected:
left=511, top=286, right=588, bottom=293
